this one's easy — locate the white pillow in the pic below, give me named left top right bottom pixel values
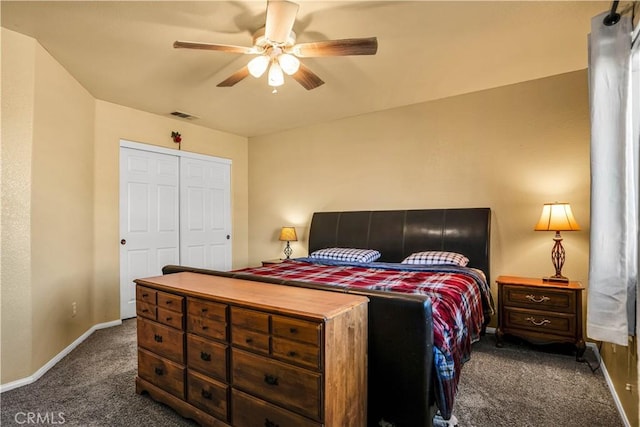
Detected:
left=310, top=247, right=381, bottom=263
left=401, top=251, right=469, bottom=267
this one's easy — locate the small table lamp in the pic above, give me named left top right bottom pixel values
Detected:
left=534, top=202, right=580, bottom=283
left=279, top=226, right=298, bottom=259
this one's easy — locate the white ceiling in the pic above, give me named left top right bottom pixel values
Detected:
left=1, top=1, right=612, bottom=137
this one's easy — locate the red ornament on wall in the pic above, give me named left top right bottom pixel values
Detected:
left=171, top=131, right=182, bottom=143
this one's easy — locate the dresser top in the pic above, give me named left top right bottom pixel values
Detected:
left=135, top=272, right=369, bottom=320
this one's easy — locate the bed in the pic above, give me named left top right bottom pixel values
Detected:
left=163, top=207, right=493, bottom=427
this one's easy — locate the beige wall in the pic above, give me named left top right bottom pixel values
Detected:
left=1, top=28, right=36, bottom=382
left=248, top=70, right=591, bottom=292
left=1, top=28, right=250, bottom=384
left=93, top=101, right=249, bottom=323
left=1, top=28, right=96, bottom=382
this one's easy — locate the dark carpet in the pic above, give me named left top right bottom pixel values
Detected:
left=0, top=320, right=623, bottom=426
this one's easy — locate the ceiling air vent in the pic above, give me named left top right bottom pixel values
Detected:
left=170, top=111, right=199, bottom=120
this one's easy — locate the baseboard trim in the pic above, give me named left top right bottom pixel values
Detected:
left=589, top=342, right=633, bottom=427
left=0, top=319, right=123, bottom=393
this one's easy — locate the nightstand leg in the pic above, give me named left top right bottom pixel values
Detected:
left=496, top=328, right=504, bottom=348
left=576, top=339, right=586, bottom=361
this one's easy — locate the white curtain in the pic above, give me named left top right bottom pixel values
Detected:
left=587, top=11, right=638, bottom=346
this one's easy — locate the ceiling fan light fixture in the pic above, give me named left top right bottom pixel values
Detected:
left=278, top=53, right=300, bottom=75
left=268, top=61, right=285, bottom=87
left=248, top=55, right=270, bottom=78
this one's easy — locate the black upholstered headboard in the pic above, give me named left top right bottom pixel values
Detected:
left=308, top=208, right=491, bottom=280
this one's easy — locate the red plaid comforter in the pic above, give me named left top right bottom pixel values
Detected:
left=234, top=259, right=493, bottom=420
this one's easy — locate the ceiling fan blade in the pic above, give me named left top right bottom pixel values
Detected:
left=265, top=0, right=299, bottom=43
left=292, top=37, right=378, bottom=57
left=217, top=66, right=250, bottom=87
left=174, top=40, right=256, bottom=54
left=291, top=63, right=324, bottom=90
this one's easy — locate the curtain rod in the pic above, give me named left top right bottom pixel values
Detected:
left=603, top=0, right=621, bottom=26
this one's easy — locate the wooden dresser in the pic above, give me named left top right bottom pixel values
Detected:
left=135, top=272, right=368, bottom=426
left=495, top=275, right=585, bottom=360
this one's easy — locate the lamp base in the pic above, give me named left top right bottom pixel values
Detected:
left=542, top=275, right=569, bottom=284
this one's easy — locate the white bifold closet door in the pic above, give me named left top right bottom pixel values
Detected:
left=119, top=142, right=231, bottom=319
left=180, top=156, right=231, bottom=271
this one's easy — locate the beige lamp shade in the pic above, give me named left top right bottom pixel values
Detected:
left=279, top=226, right=298, bottom=242
left=534, top=203, right=580, bottom=232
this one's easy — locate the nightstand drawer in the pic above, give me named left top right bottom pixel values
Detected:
left=504, top=307, right=576, bottom=337
left=502, top=285, right=576, bottom=314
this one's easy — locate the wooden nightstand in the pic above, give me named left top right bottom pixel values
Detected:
left=261, top=258, right=284, bottom=266
left=495, top=275, right=586, bottom=360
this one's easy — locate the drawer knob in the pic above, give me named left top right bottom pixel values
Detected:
left=142, top=309, right=149, bottom=313
left=154, top=334, right=163, bottom=343
left=526, top=316, right=551, bottom=327
left=245, top=338, right=253, bottom=344
left=154, top=367, right=164, bottom=376
left=264, top=418, right=280, bottom=427
left=201, top=308, right=208, bottom=313
left=165, top=316, right=172, bottom=321
left=264, top=374, right=279, bottom=386
left=200, top=351, right=211, bottom=361
left=526, top=294, right=550, bottom=303
left=287, top=351, right=297, bottom=357
left=289, top=327, right=298, bottom=334
left=201, top=389, right=212, bottom=400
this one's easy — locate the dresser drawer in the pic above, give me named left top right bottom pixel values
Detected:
left=504, top=307, right=576, bottom=337
left=136, top=301, right=156, bottom=321
left=232, top=389, right=322, bottom=427
left=188, top=298, right=227, bottom=322
left=502, top=285, right=576, bottom=314
left=136, top=286, right=157, bottom=305
left=272, top=316, right=321, bottom=346
left=157, top=291, right=184, bottom=313
left=157, top=307, right=183, bottom=329
left=231, top=307, right=269, bottom=333
left=231, top=349, right=322, bottom=421
left=137, top=318, right=184, bottom=364
left=272, top=337, right=321, bottom=370
left=187, top=370, right=229, bottom=421
left=231, top=326, right=270, bottom=355
left=187, top=333, right=228, bottom=381
left=138, top=348, right=185, bottom=399
left=188, top=316, right=227, bottom=342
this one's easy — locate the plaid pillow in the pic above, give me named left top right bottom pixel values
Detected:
left=310, top=247, right=381, bottom=263
left=401, top=251, right=469, bottom=267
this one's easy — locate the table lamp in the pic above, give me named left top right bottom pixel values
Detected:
left=279, top=226, right=298, bottom=259
left=534, top=202, right=580, bottom=283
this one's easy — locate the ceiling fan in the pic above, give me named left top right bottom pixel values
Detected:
left=173, top=0, right=378, bottom=92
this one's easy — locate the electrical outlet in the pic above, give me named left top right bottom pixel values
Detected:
left=72, top=302, right=77, bottom=317
left=625, top=383, right=633, bottom=391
